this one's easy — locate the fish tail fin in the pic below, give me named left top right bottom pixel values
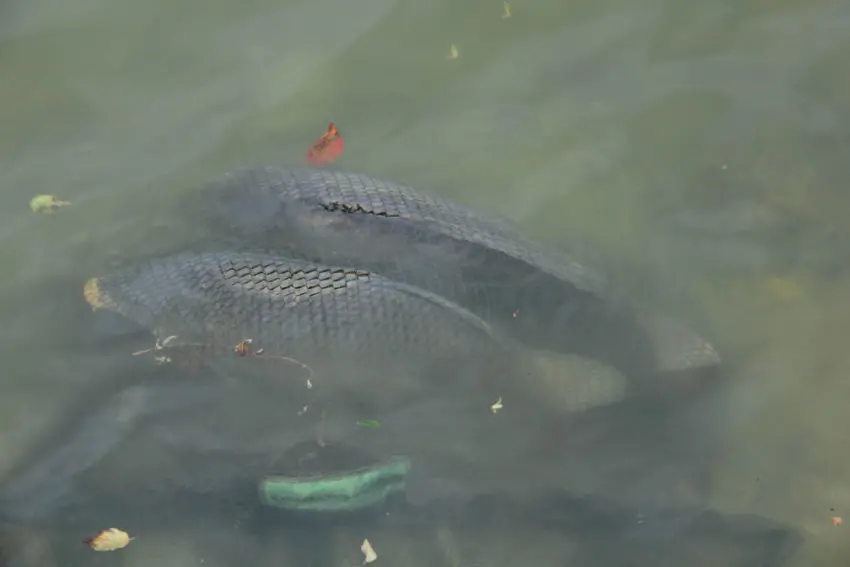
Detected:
left=639, top=311, right=721, bottom=373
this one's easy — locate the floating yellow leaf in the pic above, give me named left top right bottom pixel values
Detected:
left=501, top=2, right=511, bottom=19
left=446, top=44, right=458, bottom=60
left=84, top=528, right=132, bottom=551
left=490, top=396, right=503, bottom=414
left=361, top=538, right=377, bottom=564
left=30, top=194, right=70, bottom=214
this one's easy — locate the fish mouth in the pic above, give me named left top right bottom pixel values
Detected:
left=83, top=277, right=116, bottom=311
left=83, top=277, right=155, bottom=339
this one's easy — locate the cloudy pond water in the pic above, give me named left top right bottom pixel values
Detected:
left=1, top=0, right=849, bottom=565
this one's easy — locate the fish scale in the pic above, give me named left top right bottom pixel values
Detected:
left=235, top=167, right=604, bottom=290
left=85, top=251, right=632, bottom=416
left=184, top=167, right=719, bottom=380
left=86, top=251, right=539, bottom=410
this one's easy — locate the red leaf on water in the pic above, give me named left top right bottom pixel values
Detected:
left=306, top=123, right=345, bottom=166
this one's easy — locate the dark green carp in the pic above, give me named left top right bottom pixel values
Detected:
left=82, top=250, right=629, bottom=416
left=182, top=167, right=720, bottom=382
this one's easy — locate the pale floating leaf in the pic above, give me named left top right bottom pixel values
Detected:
left=501, top=2, right=511, bottom=19
left=30, top=194, right=71, bottom=214
left=85, top=528, right=132, bottom=551
left=490, top=397, right=503, bottom=414
left=446, top=44, right=458, bottom=60
left=361, top=538, right=377, bottom=564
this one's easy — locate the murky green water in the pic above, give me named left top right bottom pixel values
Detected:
left=2, top=0, right=850, bottom=564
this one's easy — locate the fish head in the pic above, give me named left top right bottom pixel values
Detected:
left=83, top=276, right=153, bottom=345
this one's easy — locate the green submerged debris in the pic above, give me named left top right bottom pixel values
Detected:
left=259, top=457, right=410, bottom=512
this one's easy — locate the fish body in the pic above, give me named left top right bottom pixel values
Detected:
left=420, top=492, right=800, bottom=567
left=0, top=377, right=229, bottom=522
left=0, top=379, right=800, bottom=567
left=184, top=167, right=719, bottom=381
left=82, top=251, right=628, bottom=415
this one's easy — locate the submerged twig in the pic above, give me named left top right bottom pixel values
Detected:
left=132, top=335, right=179, bottom=357
left=255, top=353, right=315, bottom=384
left=317, top=409, right=327, bottom=448
left=233, top=339, right=316, bottom=387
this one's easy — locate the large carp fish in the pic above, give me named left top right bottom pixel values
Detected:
left=179, top=167, right=720, bottom=388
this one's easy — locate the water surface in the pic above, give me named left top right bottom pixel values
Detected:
left=1, top=0, right=850, bottom=564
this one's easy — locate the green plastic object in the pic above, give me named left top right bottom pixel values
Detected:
left=258, top=457, right=411, bottom=512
